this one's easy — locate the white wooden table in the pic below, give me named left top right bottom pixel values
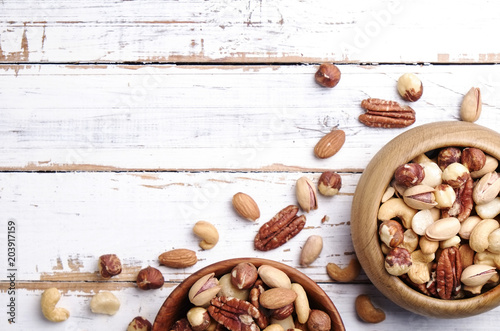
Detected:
left=1, top=1, right=500, bottom=330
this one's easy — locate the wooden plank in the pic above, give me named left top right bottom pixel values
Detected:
left=1, top=0, right=500, bottom=63
left=1, top=64, right=499, bottom=171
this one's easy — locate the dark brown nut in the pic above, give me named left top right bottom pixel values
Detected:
left=270, top=303, right=294, bottom=320
left=136, top=266, right=164, bottom=290
left=98, top=254, right=122, bottom=279
left=231, top=262, right=258, bottom=290
left=379, top=220, right=404, bottom=248
left=436, top=246, right=462, bottom=299
left=359, top=98, right=416, bottom=128
left=437, top=147, right=462, bottom=171
left=461, top=147, right=486, bottom=172
left=254, top=205, right=306, bottom=251
left=207, top=296, right=260, bottom=331
left=187, top=307, right=211, bottom=331
left=314, top=64, right=341, bottom=88
left=397, top=73, right=423, bottom=102
left=318, top=171, right=342, bottom=196
left=127, top=316, right=152, bottom=331
left=442, top=162, right=470, bottom=188
left=306, top=309, right=331, bottom=331
left=385, top=247, right=412, bottom=276
left=394, top=163, right=424, bottom=187
left=172, top=318, right=193, bottom=331
left=441, top=174, right=473, bottom=222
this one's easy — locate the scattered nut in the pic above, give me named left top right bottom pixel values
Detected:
left=314, top=63, right=341, bottom=88
left=127, top=316, right=152, bottom=331
left=460, top=87, right=482, bottom=122
left=300, top=235, right=323, bottom=266
left=326, top=258, right=361, bottom=282
left=193, top=220, right=219, bottom=250
left=296, top=176, right=318, bottom=212
left=306, top=309, right=331, bottom=331
left=159, top=248, right=197, bottom=268
left=317, top=171, right=342, bottom=196
left=41, top=287, right=70, bottom=322
left=136, top=266, right=165, bottom=290
left=98, top=254, right=122, bottom=279
left=355, top=294, right=386, bottom=323
left=313, top=129, right=346, bottom=159
left=90, top=291, right=120, bottom=315
left=397, top=73, right=423, bottom=102
left=232, top=192, right=260, bottom=221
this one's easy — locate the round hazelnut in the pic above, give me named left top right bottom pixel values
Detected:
left=98, top=254, right=122, bottom=279
left=187, top=307, right=211, bottom=331
left=127, top=316, right=152, bottom=331
left=314, top=64, right=341, bottom=88
left=442, top=162, right=470, bottom=188
left=397, top=73, right=423, bottom=102
left=136, top=266, right=165, bottom=290
left=231, top=262, right=258, bottom=290
left=394, top=163, right=424, bottom=187
left=384, top=247, right=412, bottom=276
left=379, top=220, right=404, bottom=248
left=318, top=171, right=342, bottom=196
left=306, top=309, right=331, bottom=331
left=434, top=184, right=456, bottom=209
left=437, top=147, right=462, bottom=171
left=461, top=147, right=486, bottom=172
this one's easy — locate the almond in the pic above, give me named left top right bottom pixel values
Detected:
left=232, top=192, right=260, bottom=221
left=158, top=248, right=197, bottom=268
left=259, top=288, right=297, bottom=309
left=313, top=129, right=345, bottom=159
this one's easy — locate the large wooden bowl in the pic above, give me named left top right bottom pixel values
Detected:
left=153, top=257, right=345, bottom=331
left=351, top=121, right=500, bottom=318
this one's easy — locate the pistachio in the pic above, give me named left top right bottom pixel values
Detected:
left=473, top=172, right=500, bottom=205
left=425, top=217, right=460, bottom=241
left=460, top=87, right=482, bottom=123
left=296, top=176, right=318, bottom=213
left=403, top=184, right=437, bottom=210
left=188, top=273, right=222, bottom=306
left=461, top=264, right=496, bottom=287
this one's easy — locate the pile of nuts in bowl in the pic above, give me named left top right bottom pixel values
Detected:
left=171, top=262, right=332, bottom=331
left=378, top=146, right=500, bottom=299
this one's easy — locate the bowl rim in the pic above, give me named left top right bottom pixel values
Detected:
left=152, top=257, right=345, bottom=331
left=351, top=121, right=500, bottom=318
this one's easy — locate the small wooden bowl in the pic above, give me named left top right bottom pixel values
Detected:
left=351, top=121, right=500, bottom=318
left=153, top=257, right=345, bottom=331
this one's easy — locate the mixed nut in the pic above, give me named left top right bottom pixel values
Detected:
left=378, top=146, right=500, bottom=299
left=171, top=262, right=332, bottom=331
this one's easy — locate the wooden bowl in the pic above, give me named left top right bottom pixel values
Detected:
left=153, top=257, right=345, bottom=331
left=351, top=121, right=500, bottom=318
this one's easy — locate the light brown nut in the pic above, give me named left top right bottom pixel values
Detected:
left=127, top=316, right=152, bottom=331
left=419, top=161, right=443, bottom=187
left=270, top=315, right=295, bottom=331
left=408, top=261, right=430, bottom=285
left=476, top=197, right=500, bottom=219
left=232, top=192, right=260, bottom=221
left=306, top=309, right=331, bottom=331
left=459, top=243, right=475, bottom=269
left=460, top=87, right=482, bottom=123
left=469, top=218, right=500, bottom=253
left=411, top=250, right=435, bottom=264
left=424, top=217, right=460, bottom=241
left=471, top=155, right=499, bottom=179
left=313, top=129, right=346, bottom=159
left=300, top=235, right=323, bottom=266
left=259, top=288, right=297, bottom=310
left=488, top=228, right=500, bottom=254
left=315, top=63, right=341, bottom=88
left=381, top=186, right=396, bottom=203
left=411, top=209, right=435, bottom=236
left=397, top=73, right=423, bottom=102
left=231, top=262, right=258, bottom=290
left=438, top=147, right=462, bottom=171
left=90, top=291, right=120, bottom=315
left=159, top=248, right=197, bottom=268
left=193, top=220, right=219, bottom=250
left=398, top=229, right=419, bottom=253
left=359, top=98, right=416, bottom=128
left=187, top=307, right=211, bottom=331
left=296, top=176, right=318, bottom=213
left=403, top=184, right=437, bottom=210
left=473, top=172, right=500, bottom=205
left=394, top=163, right=425, bottom=187
left=218, top=273, right=249, bottom=301
left=291, top=283, right=310, bottom=324
left=98, top=254, right=122, bottom=279
left=379, top=220, right=404, bottom=248
left=136, top=266, right=164, bottom=290
left=442, top=162, right=470, bottom=188
left=378, top=198, right=417, bottom=229
left=263, top=324, right=285, bottom=331
left=459, top=216, right=482, bottom=240
left=461, top=147, right=486, bottom=172
left=326, top=258, right=361, bottom=282
left=461, top=264, right=496, bottom=287
left=434, top=184, right=456, bottom=209
left=258, top=265, right=292, bottom=289
left=419, top=236, right=439, bottom=255
left=385, top=247, right=412, bottom=276
left=474, top=251, right=500, bottom=269
left=189, top=273, right=222, bottom=307
left=41, top=288, right=70, bottom=322
left=439, top=235, right=461, bottom=249
left=318, top=171, right=342, bottom=196
left=355, top=294, right=386, bottom=324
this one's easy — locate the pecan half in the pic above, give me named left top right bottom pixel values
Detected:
left=249, top=280, right=269, bottom=329
left=441, top=174, right=473, bottom=222
left=254, top=205, right=306, bottom=251
left=359, top=98, right=416, bottom=128
left=436, top=247, right=463, bottom=300
left=208, top=297, right=260, bottom=331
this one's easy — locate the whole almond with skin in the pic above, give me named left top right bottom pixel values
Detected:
left=314, top=129, right=345, bottom=159
left=158, top=248, right=197, bottom=268
left=259, top=288, right=297, bottom=309
left=232, top=192, right=260, bottom=221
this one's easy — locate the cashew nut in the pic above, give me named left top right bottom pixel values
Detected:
left=476, top=197, right=500, bottom=219
left=193, top=220, right=219, bottom=250
left=355, top=294, right=386, bottom=324
left=378, top=198, right=417, bottom=229
left=41, top=288, right=70, bottom=322
left=469, top=218, right=500, bottom=253
left=326, top=258, right=361, bottom=282
left=419, top=236, right=439, bottom=255
left=90, top=291, right=121, bottom=315
left=474, top=250, right=500, bottom=269
left=488, top=228, right=500, bottom=254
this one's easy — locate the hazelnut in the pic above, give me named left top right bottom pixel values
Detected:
left=317, top=171, right=342, bottom=196
left=127, top=316, right=152, bottom=331
left=306, top=309, right=331, bottom=331
left=90, top=291, right=120, bottom=315
left=394, top=163, right=424, bottom=187
left=98, top=254, right=122, bottom=279
left=187, top=307, right=211, bottom=331
left=379, top=220, right=404, bottom=248
left=384, top=247, right=412, bottom=276
left=314, top=64, right=341, bottom=88
left=461, top=147, right=486, bottom=172
left=438, top=147, right=462, bottom=171
left=231, top=262, right=258, bottom=290
left=136, top=266, right=164, bottom=290
left=442, top=162, right=470, bottom=188
left=397, top=73, right=423, bottom=102
left=434, top=184, right=456, bottom=209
